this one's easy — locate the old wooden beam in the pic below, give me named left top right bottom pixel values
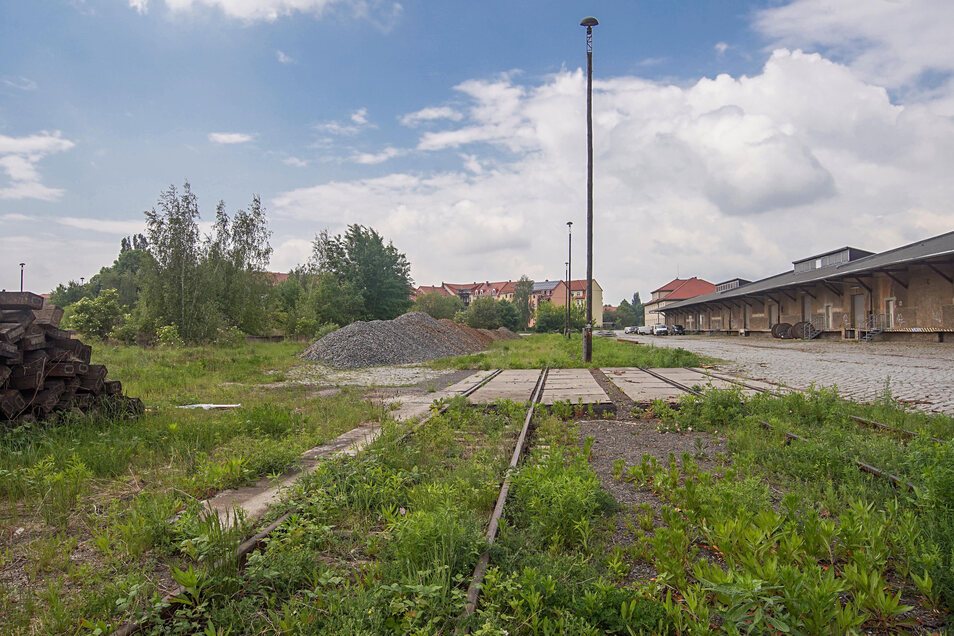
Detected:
left=32, top=305, right=64, bottom=327
left=0, top=291, right=45, bottom=310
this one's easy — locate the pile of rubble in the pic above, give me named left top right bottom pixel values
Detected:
left=299, top=312, right=518, bottom=368
left=1, top=292, right=142, bottom=424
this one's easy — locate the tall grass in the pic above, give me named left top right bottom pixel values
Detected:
left=430, top=333, right=707, bottom=369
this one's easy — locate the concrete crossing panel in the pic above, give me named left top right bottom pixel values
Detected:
left=650, top=367, right=758, bottom=396
left=602, top=367, right=687, bottom=402
left=468, top=369, right=541, bottom=404
left=540, top=368, right=609, bottom=406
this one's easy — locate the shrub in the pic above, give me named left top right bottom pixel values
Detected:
left=157, top=324, right=184, bottom=347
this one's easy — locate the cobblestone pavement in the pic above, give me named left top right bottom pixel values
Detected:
left=617, top=333, right=954, bottom=415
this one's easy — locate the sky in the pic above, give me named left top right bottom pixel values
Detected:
left=2, top=0, right=954, bottom=306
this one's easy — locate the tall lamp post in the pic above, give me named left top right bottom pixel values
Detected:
left=19, top=262, right=25, bottom=292
left=566, top=221, right=573, bottom=338
left=580, top=16, right=598, bottom=362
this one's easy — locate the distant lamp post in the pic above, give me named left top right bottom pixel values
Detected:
left=19, top=262, right=25, bottom=292
left=566, top=221, right=573, bottom=338
left=580, top=16, right=598, bottom=362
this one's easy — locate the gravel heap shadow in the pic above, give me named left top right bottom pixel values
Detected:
left=299, top=312, right=518, bottom=368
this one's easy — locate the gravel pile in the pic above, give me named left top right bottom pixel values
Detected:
left=299, top=312, right=519, bottom=368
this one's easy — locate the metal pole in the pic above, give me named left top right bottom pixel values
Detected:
left=19, top=262, right=25, bottom=292
left=580, top=17, right=598, bottom=362
left=566, top=221, right=572, bottom=338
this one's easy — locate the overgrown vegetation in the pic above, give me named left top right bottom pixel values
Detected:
left=431, top=333, right=706, bottom=369
left=637, top=383, right=954, bottom=629
left=0, top=342, right=387, bottom=633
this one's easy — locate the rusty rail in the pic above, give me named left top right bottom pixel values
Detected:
left=641, top=368, right=920, bottom=492
left=459, top=367, right=548, bottom=627
left=112, top=369, right=502, bottom=636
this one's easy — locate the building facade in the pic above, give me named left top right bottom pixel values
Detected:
left=660, top=231, right=954, bottom=342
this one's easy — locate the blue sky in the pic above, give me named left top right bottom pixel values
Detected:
left=2, top=0, right=954, bottom=306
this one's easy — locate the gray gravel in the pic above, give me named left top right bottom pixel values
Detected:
left=299, top=312, right=517, bottom=368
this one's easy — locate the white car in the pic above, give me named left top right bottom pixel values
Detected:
left=623, top=326, right=637, bottom=334
left=637, top=325, right=654, bottom=335
left=653, top=324, right=669, bottom=335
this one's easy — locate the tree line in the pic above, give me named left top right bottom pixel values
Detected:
left=52, top=181, right=647, bottom=344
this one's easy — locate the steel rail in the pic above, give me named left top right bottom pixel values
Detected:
left=639, top=368, right=919, bottom=492
left=111, top=369, right=502, bottom=636
left=459, top=367, right=548, bottom=628
left=681, top=367, right=947, bottom=446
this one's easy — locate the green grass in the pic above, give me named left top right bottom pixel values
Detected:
left=0, top=341, right=388, bottom=635
left=430, top=333, right=708, bottom=370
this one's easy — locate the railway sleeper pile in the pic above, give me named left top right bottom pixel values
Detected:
left=0, top=291, right=142, bottom=424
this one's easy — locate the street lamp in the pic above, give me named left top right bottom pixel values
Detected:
left=580, top=16, right=598, bottom=362
left=566, top=221, right=573, bottom=338
left=19, top=262, right=25, bottom=292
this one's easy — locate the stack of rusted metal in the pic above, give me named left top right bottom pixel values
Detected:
left=0, top=291, right=142, bottom=423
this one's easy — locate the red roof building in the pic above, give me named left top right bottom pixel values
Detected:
left=644, top=277, right=715, bottom=326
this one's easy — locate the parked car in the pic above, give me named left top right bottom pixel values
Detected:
left=652, top=324, right=669, bottom=335
left=623, top=326, right=638, bottom=334
left=637, top=325, right=654, bottom=335
left=670, top=324, right=685, bottom=335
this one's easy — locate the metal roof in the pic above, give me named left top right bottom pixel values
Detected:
left=662, top=230, right=954, bottom=312
left=533, top=280, right=562, bottom=292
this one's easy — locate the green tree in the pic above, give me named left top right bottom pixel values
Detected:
left=312, top=225, right=413, bottom=321
left=497, top=299, right=519, bottom=331
left=513, top=276, right=534, bottom=331
left=64, top=289, right=124, bottom=340
left=140, top=182, right=218, bottom=342
left=632, top=292, right=645, bottom=326
left=461, top=296, right=502, bottom=329
left=615, top=299, right=637, bottom=328
left=412, top=291, right=464, bottom=320
left=311, top=274, right=366, bottom=326
left=535, top=301, right=584, bottom=333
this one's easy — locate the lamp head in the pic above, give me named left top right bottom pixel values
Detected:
left=580, top=17, right=598, bottom=27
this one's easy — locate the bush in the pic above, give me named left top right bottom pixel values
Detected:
left=157, top=324, right=184, bottom=348
left=215, top=326, right=245, bottom=347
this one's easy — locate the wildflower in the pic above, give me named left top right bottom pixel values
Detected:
left=399, top=507, right=406, bottom=516
left=687, top=427, right=692, bottom=432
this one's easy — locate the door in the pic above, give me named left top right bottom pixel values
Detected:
left=802, top=296, right=812, bottom=322
left=769, top=303, right=778, bottom=326
left=851, top=294, right=866, bottom=330
left=885, top=299, right=895, bottom=329
left=824, top=304, right=832, bottom=330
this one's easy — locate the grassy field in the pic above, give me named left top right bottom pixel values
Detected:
left=0, top=341, right=388, bottom=633
left=430, top=333, right=709, bottom=370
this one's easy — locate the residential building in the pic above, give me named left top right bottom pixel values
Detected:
left=660, top=230, right=954, bottom=342
left=643, top=277, right=715, bottom=327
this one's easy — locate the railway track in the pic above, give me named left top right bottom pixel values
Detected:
left=639, top=366, right=921, bottom=491
left=111, top=368, right=505, bottom=636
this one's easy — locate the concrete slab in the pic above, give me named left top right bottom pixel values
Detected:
left=649, top=367, right=759, bottom=396
left=469, top=369, right=541, bottom=404
left=540, top=369, right=610, bottom=406
left=383, top=369, right=499, bottom=421
left=686, top=368, right=791, bottom=395
left=602, top=367, right=687, bottom=402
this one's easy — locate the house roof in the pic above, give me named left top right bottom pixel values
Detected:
left=415, top=285, right=451, bottom=297
left=533, top=280, right=563, bottom=292
left=662, top=230, right=954, bottom=313
left=651, top=277, right=687, bottom=294
left=568, top=279, right=601, bottom=292
left=265, top=272, right=290, bottom=285
left=644, top=277, right=714, bottom=306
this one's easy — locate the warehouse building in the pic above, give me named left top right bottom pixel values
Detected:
left=660, top=230, right=954, bottom=343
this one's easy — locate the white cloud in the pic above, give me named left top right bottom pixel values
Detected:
left=714, top=42, right=729, bottom=56
left=208, top=132, right=255, bottom=144
left=350, top=146, right=404, bottom=165
left=400, top=106, right=464, bottom=127
left=755, top=0, right=954, bottom=92
left=56, top=217, right=146, bottom=234
left=315, top=109, right=375, bottom=136
left=138, top=0, right=401, bottom=24
left=270, top=48, right=954, bottom=304
left=1, top=76, right=38, bottom=91
left=0, top=131, right=74, bottom=201
left=276, top=50, right=294, bottom=64
left=283, top=156, right=308, bottom=167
